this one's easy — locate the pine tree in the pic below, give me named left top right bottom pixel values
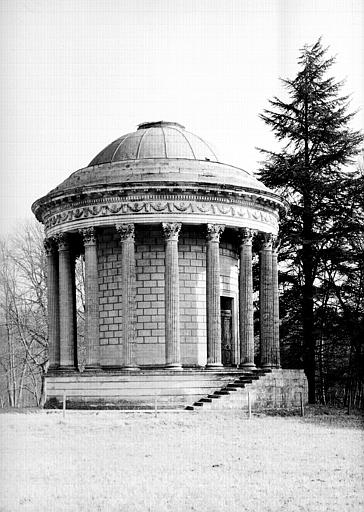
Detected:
left=258, top=39, right=363, bottom=403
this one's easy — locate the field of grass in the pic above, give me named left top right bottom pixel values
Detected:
left=0, top=408, right=363, bottom=511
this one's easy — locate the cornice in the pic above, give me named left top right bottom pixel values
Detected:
left=34, top=185, right=284, bottom=223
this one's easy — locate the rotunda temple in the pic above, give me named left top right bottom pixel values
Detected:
left=32, top=121, right=307, bottom=409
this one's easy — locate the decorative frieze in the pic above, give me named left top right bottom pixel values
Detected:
left=44, top=199, right=279, bottom=233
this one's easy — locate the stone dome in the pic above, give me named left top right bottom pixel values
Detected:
left=32, top=121, right=284, bottom=237
left=89, top=121, right=218, bottom=165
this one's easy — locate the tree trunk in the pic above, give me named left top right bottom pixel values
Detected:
left=302, top=244, right=316, bottom=403
left=302, top=84, right=316, bottom=404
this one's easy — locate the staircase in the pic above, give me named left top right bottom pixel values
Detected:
left=185, top=369, right=270, bottom=411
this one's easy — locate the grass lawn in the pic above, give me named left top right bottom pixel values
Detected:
left=0, top=408, right=363, bottom=511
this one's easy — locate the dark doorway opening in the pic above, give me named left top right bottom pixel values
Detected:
left=221, top=297, right=234, bottom=366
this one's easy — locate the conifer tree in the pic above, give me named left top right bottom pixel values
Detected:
left=258, top=39, right=363, bottom=403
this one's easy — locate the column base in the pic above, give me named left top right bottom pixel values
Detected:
left=165, top=363, right=183, bottom=370
left=122, top=365, right=140, bottom=371
left=261, top=363, right=281, bottom=369
left=48, top=364, right=60, bottom=371
left=58, top=365, right=76, bottom=372
left=84, top=364, right=103, bottom=372
left=240, top=362, right=256, bottom=370
left=205, top=363, right=223, bottom=369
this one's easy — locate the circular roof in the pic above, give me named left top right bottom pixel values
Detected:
left=89, top=121, right=218, bottom=166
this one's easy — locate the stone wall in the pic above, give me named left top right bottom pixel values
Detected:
left=206, top=370, right=308, bottom=410
left=97, top=225, right=239, bottom=367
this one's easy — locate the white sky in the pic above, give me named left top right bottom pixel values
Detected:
left=0, top=0, right=363, bottom=236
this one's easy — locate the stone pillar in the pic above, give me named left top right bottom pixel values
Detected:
left=239, top=228, right=256, bottom=369
left=271, top=236, right=281, bottom=368
left=206, top=224, right=225, bottom=368
left=81, top=227, right=101, bottom=370
left=116, top=223, right=139, bottom=370
left=260, top=233, right=274, bottom=368
left=56, top=233, right=76, bottom=370
left=44, top=237, right=60, bottom=370
left=162, top=222, right=182, bottom=369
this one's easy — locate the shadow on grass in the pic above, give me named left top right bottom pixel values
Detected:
left=257, top=405, right=364, bottom=429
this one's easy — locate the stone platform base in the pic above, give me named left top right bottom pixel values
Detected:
left=189, top=369, right=308, bottom=411
left=43, top=368, right=307, bottom=410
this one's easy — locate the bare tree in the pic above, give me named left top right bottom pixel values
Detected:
left=0, top=222, right=47, bottom=407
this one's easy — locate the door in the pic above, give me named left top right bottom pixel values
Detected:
left=221, top=297, right=233, bottom=366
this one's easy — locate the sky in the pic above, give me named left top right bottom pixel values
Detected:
left=0, top=0, right=363, bottom=236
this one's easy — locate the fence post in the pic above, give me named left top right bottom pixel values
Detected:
left=300, top=392, right=304, bottom=417
left=248, top=392, right=251, bottom=419
left=62, top=393, right=66, bottom=419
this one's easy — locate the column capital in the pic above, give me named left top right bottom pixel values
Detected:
left=162, top=222, right=182, bottom=241
left=116, top=223, right=135, bottom=242
left=206, top=224, right=225, bottom=242
left=260, top=232, right=274, bottom=251
left=54, top=233, right=69, bottom=251
left=44, top=237, right=57, bottom=255
left=272, top=235, right=280, bottom=253
left=80, top=227, right=97, bottom=246
left=238, top=227, right=255, bottom=247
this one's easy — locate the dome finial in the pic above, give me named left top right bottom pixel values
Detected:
left=137, top=121, right=185, bottom=130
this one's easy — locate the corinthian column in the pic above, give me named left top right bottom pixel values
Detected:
left=239, top=228, right=256, bottom=369
left=116, top=223, right=139, bottom=370
left=271, top=236, right=281, bottom=368
left=206, top=224, right=225, bottom=368
left=56, top=233, right=76, bottom=370
left=81, top=227, right=100, bottom=370
left=260, top=233, right=274, bottom=368
left=44, top=237, right=60, bottom=370
left=162, top=222, right=182, bottom=369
